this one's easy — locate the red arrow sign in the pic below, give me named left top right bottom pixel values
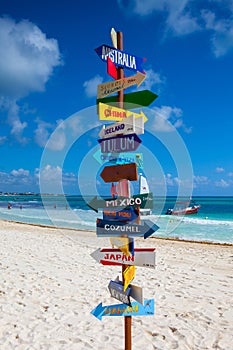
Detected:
left=100, top=163, right=138, bottom=183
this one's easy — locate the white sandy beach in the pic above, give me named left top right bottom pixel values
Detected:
left=0, top=220, right=232, bottom=350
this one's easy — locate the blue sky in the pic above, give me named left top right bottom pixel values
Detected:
left=0, top=0, right=233, bottom=196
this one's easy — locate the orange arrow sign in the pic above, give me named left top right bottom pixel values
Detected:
left=97, top=71, right=146, bottom=99
left=100, top=163, right=138, bottom=183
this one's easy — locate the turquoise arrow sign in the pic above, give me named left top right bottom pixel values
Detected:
left=93, top=149, right=143, bottom=168
left=91, top=299, right=154, bottom=320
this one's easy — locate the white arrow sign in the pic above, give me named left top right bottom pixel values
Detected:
left=90, top=248, right=156, bottom=268
left=99, top=114, right=144, bottom=139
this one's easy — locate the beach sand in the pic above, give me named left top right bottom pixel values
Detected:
left=0, top=220, right=232, bottom=350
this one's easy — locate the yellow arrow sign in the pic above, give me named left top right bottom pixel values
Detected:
left=98, top=102, right=148, bottom=123
left=123, top=265, right=136, bottom=291
left=97, top=71, right=146, bottom=99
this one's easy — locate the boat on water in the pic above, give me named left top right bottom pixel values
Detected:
left=165, top=200, right=200, bottom=215
left=138, top=174, right=152, bottom=216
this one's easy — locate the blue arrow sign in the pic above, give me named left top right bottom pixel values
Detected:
left=96, top=219, right=159, bottom=239
left=98, top=133, right=141, bottom=153
left=95, top=44, right=145, bottom=73
left=108, top=280, right=131, bottom=305
left=103, top=207, right=139, bottom=222
left=91, top=299, right=154, bottom=320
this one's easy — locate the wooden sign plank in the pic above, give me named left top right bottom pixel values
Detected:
left=87, top=192, right=154, bottom=212
left=103, top=207, right=139, bottom=222
left=98, top=102, right=148, bottom=123
left=97, top=90, right=158, bottom=109
left=96, top=219, right=159, bottom=239
left=98, top=133, right=141, bottom=153
left=91, top=299, right=154, bottom=320
left=108, top=280, right=131, bottom=305
left=97, top=72, right=146, bottom=99
left=90, top=247, right=156, bottom=268
left=100, top=163, right=138, bottom=183
left=99, top=115, right=144, bottom=139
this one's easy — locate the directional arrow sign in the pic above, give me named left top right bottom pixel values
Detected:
left=98, top=133, right=141, bottom=153
left=99, top=115, right=144, bottom=139
left=87, top=192, right=153, bottom=212
left=97, top=72, right=146, bottom=99
left=100, top=163, right=138, bottom=183
left=103, top=207, right=139, bottom=222
left=97, top=90, right=158, bottom=109
left=96, top=219, right=159, bottom=239
left=90, top=247, right=156, bottom=268
left=123, top=266, right=136, bottom=291
left=108, top=280, right=131, bottom=305
left=91, top=299, right=154, bottom=320
left=93, top=149, right=143, bottom=168
left=95, top=44, right=146, bottom=73
left=98, top=102, right=148, bottom=122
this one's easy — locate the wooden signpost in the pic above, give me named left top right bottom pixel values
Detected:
left=91, top=29, right=159, bottom=350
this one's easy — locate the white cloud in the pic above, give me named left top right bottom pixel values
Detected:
left=0, top=16, right=62, bottom=142
left=139, top=69, right=164, bottom=91
left=215, top=179, right=230, bottom=188
left=228, top=172, right=233, bottom=177
left=34, top=119, right=53, bottom=147
left=118, top=0, right=233, bottom=57
left=193, top=175, right=209, bottom=187
left=150, top=105, right=192, bottom=133
left=11, top=168, right=30, bottom=177
left=215, top=167, right=225, bottom=173
left=201, top=9, right=233, bottom=57
left=83, top=75, right=103, bottom=98
left=0, top=17, right=62, bottom=99
left=0, top=136, right=7, bottom=144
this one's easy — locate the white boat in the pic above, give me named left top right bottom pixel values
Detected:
left=139, top=174, right=152, bottom=215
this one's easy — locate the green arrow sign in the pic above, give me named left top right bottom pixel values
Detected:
left=97, top=90, right=158, bottom=110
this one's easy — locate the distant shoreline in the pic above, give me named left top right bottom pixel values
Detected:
left=1, top=218, right=232, bottom=247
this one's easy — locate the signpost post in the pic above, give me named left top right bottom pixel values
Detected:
left=91, top=29, right=158, bottom=350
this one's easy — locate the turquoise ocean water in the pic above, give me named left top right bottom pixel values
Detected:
left=0, top=195, right=232, bottom=244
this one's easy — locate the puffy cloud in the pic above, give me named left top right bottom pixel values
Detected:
left=11, top=168, right=30, bottom=177
left=118, top=0, right=233, bottom=57
left=0, top=16, right=62, bottom=99
left=215, top=179, right=230, bottom=188
left=0, top=16, right=62, bottom=142
left=193, top=175, right=209, bottom=187
left=83, top=75, right=103, bottom=98
left=215, top=167, right=225, bottom=173
left=201, top=9, right=233, bottom=57
left=139, top=69, right=164, bottom=92
left=34, top=119, right=53, bottom=148
left=150, top=105, right=192, bottom=133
